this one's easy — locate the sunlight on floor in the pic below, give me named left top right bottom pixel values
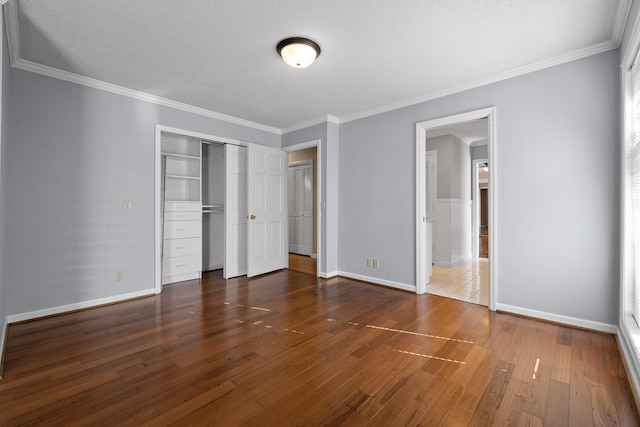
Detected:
left=425, top=258, right=488, bottom=306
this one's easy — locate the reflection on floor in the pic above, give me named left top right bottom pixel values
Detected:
left=425, top=258, right=488, bottom=306
left=288, top=253, right=317, bottom=276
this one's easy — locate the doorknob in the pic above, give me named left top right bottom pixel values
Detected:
left=248, top=214, right=256, bottom=220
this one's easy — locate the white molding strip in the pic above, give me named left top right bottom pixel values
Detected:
left=340, top=41, right=618, bottom=125
left=496, top=303, right=617, bottom=334
left=617, top=323, right=640, bottom=406
left=281, top=115, right=340, bottom=135
left=338, top=271, right=415, bottom=293
left=0, top=316, right=7, bottom=378
left=10, top=58, right=282, bottom=135
left=319, top=271, right=338, bottom=279
left=3, top=0, right=19, bottom=66
left=282, top=138, right=321, bottom=152
left=613, top=0, right=634, bottom=46
left=6, top=288, right=156, bottom=323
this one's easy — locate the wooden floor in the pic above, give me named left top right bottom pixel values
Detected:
left=288, top=253, right=317, bottom=276
left=1, top=270, right=638, bottom=426
left=479, top=226, right=489, bottom=259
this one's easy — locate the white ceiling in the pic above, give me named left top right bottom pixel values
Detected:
left=6, top=0, right=631, bottom=132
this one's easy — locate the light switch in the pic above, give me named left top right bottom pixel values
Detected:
left=123, top=200, right=132, bottom=211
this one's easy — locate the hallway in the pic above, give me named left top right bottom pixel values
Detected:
left=425, top=258, right=489, bottom=306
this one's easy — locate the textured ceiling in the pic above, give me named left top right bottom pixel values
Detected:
left=9, top=0, right=630, bottom=131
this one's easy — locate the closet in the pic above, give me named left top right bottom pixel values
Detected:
left=161, top=132, right=238, bottom=285
left=156, top=126, right=286, bottom=288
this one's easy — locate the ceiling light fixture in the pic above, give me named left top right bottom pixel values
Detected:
left=277, top=37, right=321, bottom=68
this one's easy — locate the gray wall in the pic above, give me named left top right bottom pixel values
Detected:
left=450, top=136, right=471, bottom=201
left=471, top=145, right=488, bottom=160
left=0, top=8, right=8, bottom=354
left=427, top=134, right=471, bottom=200
left=5, top=67, right=279, bottom=316
left=282, top=121, right=340, bottom=275
left=338, top=49, right=620, bottom=325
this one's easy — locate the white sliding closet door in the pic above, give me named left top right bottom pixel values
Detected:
left=247, top=143, right=287, bottom=277
left=224, top=144, right=248, bottom=278
left=288, top=162, right=313, bottom=256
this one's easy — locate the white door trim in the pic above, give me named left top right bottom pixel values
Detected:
left=154, top=124, right=243, bottom=294
left=415, top=107, right=497, bottom=310
left=283, top=139, right=322, bottom=277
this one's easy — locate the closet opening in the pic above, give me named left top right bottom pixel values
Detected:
left=155, top=125, right=288, bottom=293
left=201, top=142, right=225, bottom=274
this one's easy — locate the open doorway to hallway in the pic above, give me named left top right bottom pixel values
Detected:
left=416, top=108, right=495, bottom=308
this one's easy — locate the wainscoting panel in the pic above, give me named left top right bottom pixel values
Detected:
left=434, top=199, right=472, bottom=267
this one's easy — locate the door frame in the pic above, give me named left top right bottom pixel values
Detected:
left=154, top=124, right=244, bottom=294
left=415, top=107, right=497, bottom=310
left=283, top=139, right=322, bottom=277
left=472, top=157, right=488, bottom=258
left=425, top=150, right=437, bottom=221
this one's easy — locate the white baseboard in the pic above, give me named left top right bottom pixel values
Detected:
left=6, top=288, right=156, bottom=324
left=0, top=316, right=8, bottom=378
left=496, top=303, right=617, bottom=333
left=435, top=255, right=473, bottom=268
left=617, top=323, right=640, bottom=408
left=337, top=271, right=415, bottom=293
left=319, top=270, right=338, bottom=279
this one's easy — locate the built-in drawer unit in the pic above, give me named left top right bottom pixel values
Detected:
left=163, top=237, right=202, bottom=258
left=162, top=201, right=202, bottom=285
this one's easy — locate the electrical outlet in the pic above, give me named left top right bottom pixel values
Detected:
left=123, top=200, right=132, bottom=211
left=115, top=271, right=123, bottom=281
left=373, top=259, right=379, bottom=269
left=367, top=258, right=372, bottom=267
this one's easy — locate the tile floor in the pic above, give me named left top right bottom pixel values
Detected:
left=425, top=258, right=489, bottom=306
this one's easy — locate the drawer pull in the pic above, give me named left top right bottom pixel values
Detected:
left=176, top=228, right=187, bottom=231
left=176, top=264, right=186, bottom=268
left=176, top=246, right=186, bottom=250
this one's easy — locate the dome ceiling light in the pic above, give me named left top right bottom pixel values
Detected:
left=277, top=37, right=321, bottom=68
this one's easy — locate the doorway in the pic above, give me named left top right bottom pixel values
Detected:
left=284, top=140, right=322, bottom=276
left=415, top=108, right=496, bottom=310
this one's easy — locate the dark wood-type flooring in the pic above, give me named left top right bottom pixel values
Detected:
left=288, top=253, right=317, bottom=276
left=479, top=226, right=489, bottom=259
left=1, top=270, right=638, bottom=426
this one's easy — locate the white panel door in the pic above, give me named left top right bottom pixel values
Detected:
left=224, top=144, right=248, bottom=279
left=288, top=162, right=313, bottom=255
left=247, top=143, right=287, bottom=277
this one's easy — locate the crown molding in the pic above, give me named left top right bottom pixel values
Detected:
left=4, top=0, right=280, bottom=134
left=338, top=40, right=619, bottom=125
left=3, top=0, right=19, bottom=66
left=281, top=114, right=340, bottom=134
left=612, top=0, right=633, bottom=46
left=11, top=59, right=282, bottom=134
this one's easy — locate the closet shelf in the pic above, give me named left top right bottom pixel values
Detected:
left=165, top=174, right=200, bottom=180
left=162, top=152, right=200, bottom=160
